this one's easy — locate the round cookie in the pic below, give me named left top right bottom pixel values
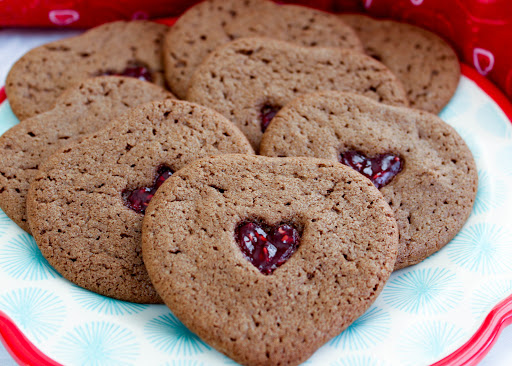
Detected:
left=187, top=37, right=409, bottom=150
left=260, top=91, right=478, bottom=269
left=6, top=20, right=169, bottom=121
left=0, top=76, right=173, bottom=233
left=340, top=14, right=460, bottom=114
left=26, top=100, right=254, bottom=303
left=142, top=154, right=399, bottom=366
left=164, top=0, right=363, bottom=98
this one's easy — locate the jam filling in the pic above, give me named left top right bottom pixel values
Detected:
left=340, top=151, right=403, bottom=189
left=123, top=166, right=173, bottom=214
left=102, top=65, right=153, bottom=82
left=260, top=105, right=280, bottom=132
left=236, top=222, right=299, bottom=275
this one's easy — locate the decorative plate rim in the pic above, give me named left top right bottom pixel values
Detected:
left=0, top=63, right=511, bottom=366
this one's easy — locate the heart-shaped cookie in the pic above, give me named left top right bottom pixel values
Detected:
left=164, top=0, right=363, bottom=98
left=6, top=20, right=169, bottom=120
left=142, top=155, right=399, bottom=365
left=187, top=37, right=409, bottom=150
left=26, top=99, right=254, bottom=303
left=0, top=76, right=173, bottom=233
left=260, top=91, right=478, bottom=269
left=339, top=14, right=460, bottom=114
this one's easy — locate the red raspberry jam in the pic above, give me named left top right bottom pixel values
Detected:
left=123, top=166, right=173, bottom=214
left=236, top=222, right=299, bottom=274
left=260, top=105, right=280, bottom=132
left=340, top=151, right=403, bottom=189
left=102, top=65, right=153, bottom=82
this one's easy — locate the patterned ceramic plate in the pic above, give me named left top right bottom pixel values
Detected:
left=0, top=65, right=511, bottom=366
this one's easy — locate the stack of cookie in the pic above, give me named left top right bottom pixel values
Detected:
left=0, top=1, right=477, bottom=365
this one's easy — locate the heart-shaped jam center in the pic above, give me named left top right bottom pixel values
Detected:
left=340, top=151, right=403, bottom=189
left=123, top=166, right=173, bottom=214
left=102, top=65, right=153, bottom=82
left=260, top=105, right=280, bottom=132
left=236, top=222, right=300, bottom=275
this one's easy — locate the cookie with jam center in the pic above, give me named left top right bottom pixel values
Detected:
left=187, top=37, right=409, bottom=151
left=26, top=99, right=253, bottom=303
left=0, top=76, right=173, bottom=233
left=6, top=20, right=169, bottom=120
left=142, top=154, right=398, bottom=366
left=260, top=91, right=477, bottom=269
left=340, top=14, right=460, bottom=114
left=164, top=0, right=363, bottom=98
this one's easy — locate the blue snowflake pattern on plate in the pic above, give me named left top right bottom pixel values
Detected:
left=0, top=288, right=64, bottom=342
left=222, top=356, right=241, bottom=365
left=472, top=280, right=512, bottom=316
left=0, top=233, right=59, bottom=280
left=329, top=307, right=390, bottom=350
left=438, top=83, right=472, bottom=121
left=0, top=102, right=19, bottom=135
left=475, top=103, right=512, bottom=139
left=331, top=355, right=390, bottom=366
left=0, top=209, right=10, bottom=235
left=145, top=312, right=210, bottom=355
left=447, top=223, right=512, bottom=274
left=383, top=268, right=463, bottom=314
left=57, top=321, right=139, bottom=366
left=162, top=361, right=204, bottom=366
left=452, top=127, right=482, bottom=161
left=70, top=285, right=148, bottom=315
left=399, top=321, right=463, bottom=365
left=496, top=145, right=512, bottom=176
left=473, top=170, right=507, bottom=215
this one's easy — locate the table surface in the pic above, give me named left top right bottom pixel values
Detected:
left=0, top=27, right=511, bottom=366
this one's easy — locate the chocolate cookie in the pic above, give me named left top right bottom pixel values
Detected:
left=340, top=14, right=460, bottom=114
left=142, top=154, right=399, bottom=365
left=26, top=99, right=254, bottom=303
left=187, top=37, right=409, bottom=150
left=0, top=76, right=173, bottom=233
left=6, top=20, right=169, bottom=121
left=260, top=91, right=477, bottom=269
left=164, top=0, right=363, bottom=98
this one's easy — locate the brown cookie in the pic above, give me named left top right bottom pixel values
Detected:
left=340, top=14, right=460, bottom=114
left=142, top=154, right=399, bottom=366
left=26, top=99, right=254, bottom=303
left=6, top=20, right=169, bottom=121
left=164, top=0, right=363, bottom=98
left=260, top=91, right=478, bottom=269
left=187, top=37, right=409, bottom=150
left=0, top=76, right=173, bottom=233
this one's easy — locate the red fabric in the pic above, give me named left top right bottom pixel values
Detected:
left=0, top=0, right=511, bottom=101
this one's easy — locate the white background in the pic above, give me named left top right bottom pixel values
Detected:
left=0, top=28, right=511, bottom=366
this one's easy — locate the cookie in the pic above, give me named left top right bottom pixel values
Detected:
left=340, top=14, right=460, bottom=114
left=260, top=91, right=478, bottom=269
left=142, top=154, right=399, bottom=365
left=26, top=99, right=254, bottom=303
left=6, top=20, right=169, bottom=121
left=187, top=37, right=409, bottom=150
left=0, top=76, right=173, bottom=233
left=164, top=0, right=363, bottom=98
